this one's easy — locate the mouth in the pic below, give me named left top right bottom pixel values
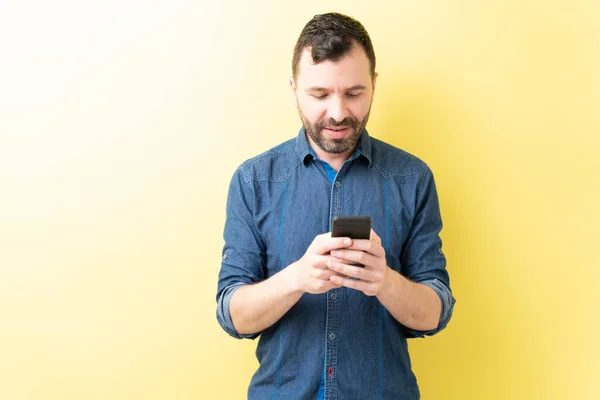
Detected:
left=323, top=126, right=350, bottom=138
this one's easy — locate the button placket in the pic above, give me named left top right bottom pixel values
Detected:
left=324, top=167, right=349, bottom=400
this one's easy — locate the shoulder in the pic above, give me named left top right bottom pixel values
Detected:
left=369, top=137, right=430, bottom=178
left=237, top=138, right=302, bottom=183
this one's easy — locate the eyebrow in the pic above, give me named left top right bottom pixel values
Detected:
left=306, top=85, right=367, bottom=92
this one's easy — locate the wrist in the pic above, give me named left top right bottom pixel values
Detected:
left=377, top=266, right=398, bottom=299
left=283, top=261, right=304, bottom=294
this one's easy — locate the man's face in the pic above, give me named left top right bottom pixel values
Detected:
left=291, top=44, right=377, bottom=154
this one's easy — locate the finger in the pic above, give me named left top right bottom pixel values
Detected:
left=370, top=229, right=381, bottom=244
left=329, top=274, right=376, bottom=292
left=313, top=255, right=349, bottom=270
left=330, top=249, right=379, bottom=268
left=312, top=279, right=342, bottom=294
left=315, top=266, right=347, bottom=280
left=326, top=259, right=379, bottom=282
left=313, top=236, right=353, bottom=255
left=346, top=239, right=385, bottom=257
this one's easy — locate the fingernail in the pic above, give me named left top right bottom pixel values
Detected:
left=344, top=239, right=351, bottom=245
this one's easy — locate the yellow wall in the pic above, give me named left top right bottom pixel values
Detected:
left=1, top=1, right=598, bottom=399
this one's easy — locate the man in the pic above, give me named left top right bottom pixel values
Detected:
left=216, top=12, right=455, bottom=400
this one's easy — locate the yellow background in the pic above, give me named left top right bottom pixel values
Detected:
left=1, top=1, right=599, bottom=399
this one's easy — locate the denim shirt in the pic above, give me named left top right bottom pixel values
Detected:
left=216, top=128, right=455, bottom=400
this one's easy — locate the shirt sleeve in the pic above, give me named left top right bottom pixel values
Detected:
left=401, top=166, right=456, bottom=338
left=215, top=166, right=265, bottom=340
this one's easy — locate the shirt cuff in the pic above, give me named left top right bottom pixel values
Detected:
left=404, top=278, right=455, bottom=338
left=216, top=283, right=261, bottom=339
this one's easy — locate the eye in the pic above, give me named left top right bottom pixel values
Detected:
left=312, top=94, right=328, bottom=100
left=346, top=92, right=361, bottom=98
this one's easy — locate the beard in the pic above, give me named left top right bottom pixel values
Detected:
left=297, top=104, right=371, bottom=154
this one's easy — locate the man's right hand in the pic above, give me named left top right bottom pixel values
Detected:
left=288, top=233, right=353, bottom=294
left=229, top=233, right=354, bottom=335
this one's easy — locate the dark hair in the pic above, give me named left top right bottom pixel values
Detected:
left=292, top=12, right=376, bottom=79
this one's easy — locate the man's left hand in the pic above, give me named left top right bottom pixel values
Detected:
left=327, top=229, right=389, bottom=296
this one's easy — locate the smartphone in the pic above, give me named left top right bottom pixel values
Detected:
left=331, top=216, right=371, bottom=239
left=331, top=216, right=371, bottom=267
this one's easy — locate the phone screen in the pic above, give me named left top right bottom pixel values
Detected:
left=331, top=216, right=371, bottom=239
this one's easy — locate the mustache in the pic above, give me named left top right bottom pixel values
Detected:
left=318, top=117, right=358, bottom=129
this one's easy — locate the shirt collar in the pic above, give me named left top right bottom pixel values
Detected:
left=295, top=127, right=373, bottom=167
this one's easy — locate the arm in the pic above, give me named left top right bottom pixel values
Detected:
left=230, top=234, right=353, bottom=335
left=327, top=167, right=455, bottom=335
left=229, top=266, right=302, bottom=335
left=376, top=268, right=441, bottom=331
left=215, top=168, right=352, bottom=338
left=327, top=231, right=441, bottom=331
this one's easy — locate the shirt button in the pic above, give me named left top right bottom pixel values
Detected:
left=222, top=253, right=228, bottom=260
left=335, top=181, right=341, bottom=187
left=329, top=333, right=336, bottom=340
left=330, top=293, right=337, bottom=300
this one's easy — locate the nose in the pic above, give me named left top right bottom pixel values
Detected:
left=327, top=96, right=349, bottom=123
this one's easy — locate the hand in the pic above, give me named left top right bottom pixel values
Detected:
left=289, top=233, right=353, bottom=294
left=326, top=229, right=389, bottom=296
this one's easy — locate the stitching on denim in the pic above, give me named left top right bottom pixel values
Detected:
left=279, top=180, right=288, bottom=271
left=271, top=327, right=283, bottom=399
left=379, top=177, right=390, bottom=399
left=374, top=165, right=423, bottom=178
left=369, top=140, right=427, bottom=178
left=270, top=180, right=288, bottom=399
left=243, top=157, right=304, bottom=183
left=237, top=137, right=302, bottom=183
left=378, top=305, right=385, bottom=400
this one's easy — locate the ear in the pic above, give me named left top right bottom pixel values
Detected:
left=372, top=72, right=379, bottom=96
left=289, top=76, right=298, bottom=107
